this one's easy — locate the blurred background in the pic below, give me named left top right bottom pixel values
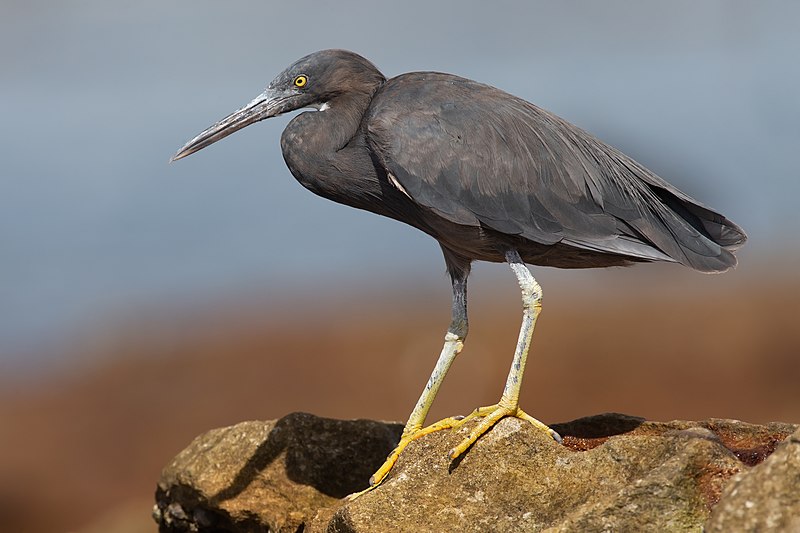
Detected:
left=1, top=1, right=799, bottom=531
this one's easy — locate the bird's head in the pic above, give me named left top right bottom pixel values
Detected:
left=171, top=49, right=384, bottom=161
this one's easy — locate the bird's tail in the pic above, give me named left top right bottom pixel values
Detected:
left=645, top=184, right=747, bottom=273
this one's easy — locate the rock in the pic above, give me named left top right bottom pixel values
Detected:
left=153, top=413, right=403, bottom=532
left=153, top=412, right=797, bottom=533
left=706, top=426, right=800, bottom=532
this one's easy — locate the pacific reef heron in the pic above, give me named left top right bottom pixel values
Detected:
left=172, top=49, right=746, bottom=490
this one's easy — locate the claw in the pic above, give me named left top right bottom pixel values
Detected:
left=348, top=406, right=559, bottom=500
left=449, top=404, right=560, bottom=459
left=348, top=415, right=464, bottom=500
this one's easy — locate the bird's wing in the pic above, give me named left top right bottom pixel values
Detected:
left=365, top=73, right=744, bottom=271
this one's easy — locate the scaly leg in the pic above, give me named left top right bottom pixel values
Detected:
left=363, top=258, right=470, bottom=492
left=449, top=250, right=561, bottom=459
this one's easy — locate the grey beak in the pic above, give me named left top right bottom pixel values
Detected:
left=171, top=88, right=287, bottom=162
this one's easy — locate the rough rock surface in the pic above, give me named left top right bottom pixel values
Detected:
left=154, top=413, right=403, bottom=532
left=154, top=412, right=797, bottom=533
left=706, top=426, right=800, bottom=532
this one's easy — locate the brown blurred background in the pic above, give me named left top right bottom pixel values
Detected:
left=3, top=2, right=799, bottom=532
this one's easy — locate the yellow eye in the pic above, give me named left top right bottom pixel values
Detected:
left=294, top=75, right=308, bottom=88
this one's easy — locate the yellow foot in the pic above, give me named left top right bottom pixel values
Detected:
left=347, top=416, right=464, bottom=500
left=449, top=404, right=562, bottom=459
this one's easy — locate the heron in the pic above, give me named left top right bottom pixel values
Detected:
left=172, top=49, right=746, bottom=490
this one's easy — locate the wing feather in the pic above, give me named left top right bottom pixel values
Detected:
left=366, top=73, right=745, bottom=271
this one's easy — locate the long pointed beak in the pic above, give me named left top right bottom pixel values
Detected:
left=171, top=88, right=288, bottom=162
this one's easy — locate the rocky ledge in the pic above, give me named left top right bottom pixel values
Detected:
left=153, top=412, right=799, bottom=532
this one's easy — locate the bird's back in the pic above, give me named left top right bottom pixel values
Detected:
left=365, top=72, right=746, bottom=272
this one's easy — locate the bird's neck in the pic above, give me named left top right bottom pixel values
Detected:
left=280, top=92, right=382, bottom=211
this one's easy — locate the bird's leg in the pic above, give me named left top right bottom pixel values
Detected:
left=449, top=250, right=561, bottom=459
left=363, top=270, right=469, bottom=491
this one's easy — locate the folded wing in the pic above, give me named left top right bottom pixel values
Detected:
left=366, top=73, right=745, bottom=272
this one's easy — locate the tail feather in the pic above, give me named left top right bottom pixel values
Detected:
left=646, top=184, right=746, bottom=272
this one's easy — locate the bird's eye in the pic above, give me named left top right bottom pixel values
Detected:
left=294, top=75, right=308, bottom=88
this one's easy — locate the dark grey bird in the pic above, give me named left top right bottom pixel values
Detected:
left=172, top=49, right=746, bottom=490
